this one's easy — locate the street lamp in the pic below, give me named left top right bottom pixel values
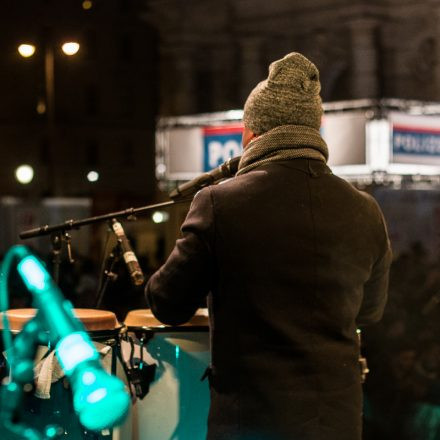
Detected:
left=61, top=42, right=80, bottom=56
left=15, top=165, right=34, bottom=185
left=17, top=41, right=81, bottom=58
left=17, top=38, right=80, bottom=194
left=17, top=44, right=36, bottom=58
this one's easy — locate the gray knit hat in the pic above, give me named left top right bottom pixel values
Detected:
left=243, top=52, right=323, bottom=135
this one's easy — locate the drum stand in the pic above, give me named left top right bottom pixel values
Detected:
left=0, top=313, right=62, bottom=440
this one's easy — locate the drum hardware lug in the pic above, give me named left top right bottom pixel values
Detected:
left=123, top=334, right=157, bottom=399
left=126, top=361, right=156, bottom=400
left=140, top=330, right=154, bottom=344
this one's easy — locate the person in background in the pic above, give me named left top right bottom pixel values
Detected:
left=145, top=52, right=392, bottom=440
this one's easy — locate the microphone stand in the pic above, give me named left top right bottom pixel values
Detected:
left=94, top=242, right=120, bottom=309
left=19, top=199, right=193, bottom=312
left=19, top=155, right=242, bottom=240
left=50, top=232, right=75, bottom=284
left=19, top=200, right=192, bottom=241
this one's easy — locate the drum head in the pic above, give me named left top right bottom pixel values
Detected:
left=124, top=308, right=209, bottom=329
left=0, top=308, right=120, bottom=332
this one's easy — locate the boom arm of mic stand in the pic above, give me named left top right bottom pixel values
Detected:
left=19, top=158, right=240, bottom=239
left=19, top=200, right=193, bottom=240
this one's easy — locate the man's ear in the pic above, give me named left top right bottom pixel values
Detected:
left=242, top=126, right=257, bottom=149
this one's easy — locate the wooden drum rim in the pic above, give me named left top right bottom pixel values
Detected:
left=124, top=308, right=209, bottom=329
left=0, top=308, right=120, bottom=332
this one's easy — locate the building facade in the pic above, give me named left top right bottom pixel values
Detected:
left=145, top=0, right=440, bottom=115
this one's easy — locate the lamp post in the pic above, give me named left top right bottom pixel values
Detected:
left=17, top=36, right=80, bottom=195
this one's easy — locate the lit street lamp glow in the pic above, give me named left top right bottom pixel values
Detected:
left=61, top=42, right=80, bottom=56
left=82, top=0, right=93, bottom=10
left=152, top=211, right=169, bottom=224
left=15, top=165, right=34, bottom=184
left=18, top=44, right=36, bottom=58
left=87, top=171, right=99, bottom=182
left=36, top=99, right=47, bottom=115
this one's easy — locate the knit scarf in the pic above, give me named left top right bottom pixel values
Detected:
left=237, top=124, right=328, bottom=175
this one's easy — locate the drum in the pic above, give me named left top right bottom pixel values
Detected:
left=121, top=308, right=211, bottom=440
left=0, top=308, right=128, bottom=439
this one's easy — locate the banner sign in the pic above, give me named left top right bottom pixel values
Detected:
left=321, top=113, right=367, bottom=166
left=203, top=125, right=243, bottom=171
left=157, top=107, right=440, bottom=181
left=391, top=113, right=440, bottom=165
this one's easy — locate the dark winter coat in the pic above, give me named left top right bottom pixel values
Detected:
left=146, top=158, right=392, bottom=440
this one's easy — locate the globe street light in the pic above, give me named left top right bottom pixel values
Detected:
left=15, top=165, right=34, bottom=184
left=87, top=171, right=99, bottom=182
left=17, top=44, right=36, bottom=58
left=61, top=42, right=80, bottom=56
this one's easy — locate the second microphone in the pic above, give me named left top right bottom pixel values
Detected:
left=111, top=219, right=145, bottom=286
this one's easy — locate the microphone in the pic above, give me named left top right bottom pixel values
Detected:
left=14, top=246, right=130, bottom=431
left=169, top=156, right=241, bottom=200
left=111, top=219, right=145, bottom=286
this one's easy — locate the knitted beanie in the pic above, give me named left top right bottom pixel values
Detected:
left=243, top=52, right=323, bottom=135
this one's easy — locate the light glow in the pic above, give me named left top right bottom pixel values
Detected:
left=86, top=387, right=107, bottom=403
left=15, top=164, right=34, bottom=184
left=36, top=100, right=46, bottom=115
left=82, top=0, right=93, bottom=9
left=87, top=170, right=99, bottom=182
left=17, top=256, right=48, bottom=291
left=152, top=211, right=169, bottom=224
left=18, top=44, right=36, bottom=58
left=45, top=426, right=60, bottom=438
left=156, top=163, right=166, bottom=175
left=81, top=371, right=96, bottom=386
left=56, top=332, right=98, bottom=373
left=61, top=42, right=80, bottom=56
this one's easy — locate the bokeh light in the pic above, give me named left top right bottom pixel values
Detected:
left=87, top=171, right=99, bottom=182
left=18, top=44, right=36, bottom=58
left=152, top=211, right=170, bottom=224
left=61, top=42, right=80, bottom=56
left=15, top=165, right=34, bottom=184
left=82, top=0, right=93, bottom=10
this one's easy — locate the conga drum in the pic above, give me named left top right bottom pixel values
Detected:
left=0, top=308, right=128, bottom=439
left=121, top=308, right=210, bottom=440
